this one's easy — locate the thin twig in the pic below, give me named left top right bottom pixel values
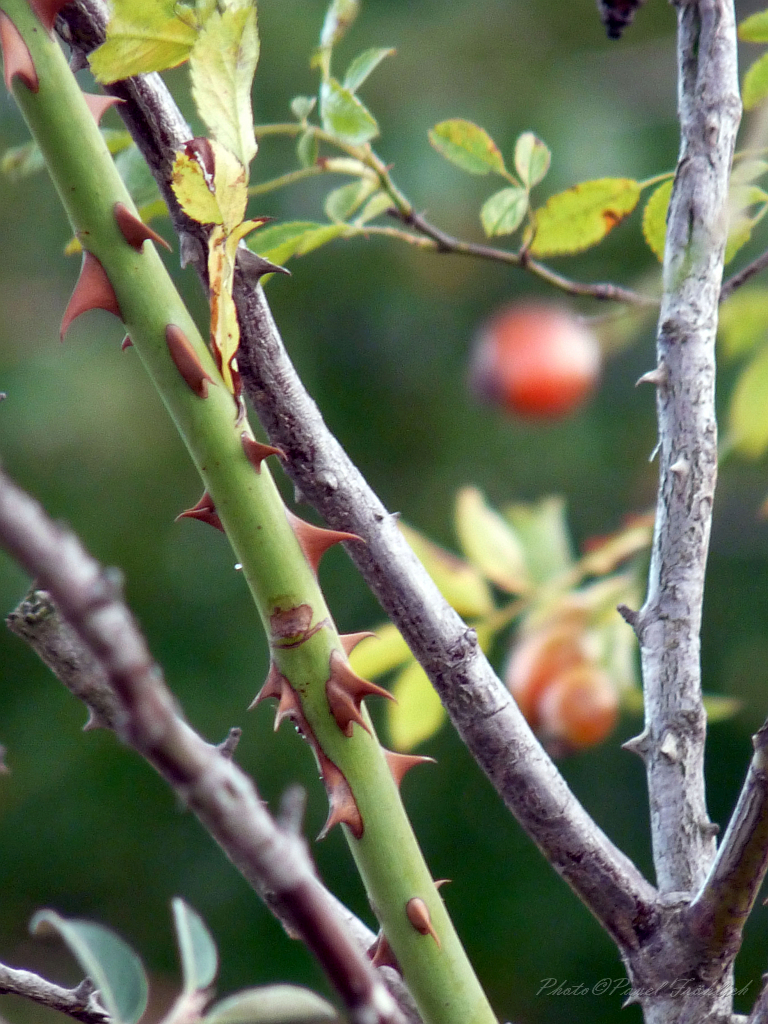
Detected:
left=0, top=468, right=405, bottom=1024
left=720, top=248, right=768, bottom=301
left=687, top=722, right=768, bottom=970
left=0, top=963, right=108, bottom=1024
left=57, top=0, right=659, bottom=953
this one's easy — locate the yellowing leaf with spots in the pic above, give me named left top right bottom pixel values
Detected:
left=90, top=0, right=201, bottom=82
left=428, top=119, right=506, bottom=177
left=388, top=661, right=446, bottom=751
left=171, top=150, right=222, bottom=225
left=190, top=4, right=260, bottom=168
left=528, top=178, right=641, bottom=257
left=642, top=179, right=673, bottom=262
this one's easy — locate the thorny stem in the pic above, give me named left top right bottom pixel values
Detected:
left=57, top=0, right=659, bottom=956
left=5, top=588, right=423, bottom=1024
left=0, top=964, right=108, bottom=1024
left=0, top=468, right=404, bottom=1024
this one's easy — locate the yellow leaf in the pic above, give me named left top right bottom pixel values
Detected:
left=90, top=0, right=199, bottom=83
left=348, top=622, right=412, bottom=679
left=455, top=487, right=531, bottom=593
left=388, top=661, right=446, bottom=751
left=211, top=142, right=248, bottom=234
left=398, top=522, right=494, bottom=618
left=642, top=179, right=673, bottom=262
left=171, top=151, right=222, bottom=225
left=528, top=178, right=641, bottom=257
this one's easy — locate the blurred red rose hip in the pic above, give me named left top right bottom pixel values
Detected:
left=470, top=302, right=601, bottom=418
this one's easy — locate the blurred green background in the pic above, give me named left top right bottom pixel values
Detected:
left=2, top=1, right=768, bottom=1022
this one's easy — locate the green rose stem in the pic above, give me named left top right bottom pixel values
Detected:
left=0, top=4, right=499, bottom=1024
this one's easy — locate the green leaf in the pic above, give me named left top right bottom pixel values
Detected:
left=642, top=179, right=673, bottom=262
left=190, top=5, right=259, bottom=167
left=727, top=346, right=768, bottom=457
left=504, top=497, right=574, bottom=586
left=455, top=487, right=531, bottom=593
left=743, top=52, right=768, bottom=110
left=348, top=622, right=412, bottom=679
left=354, top=191, right=393, bottom=225
left=739, top=9, right=768, bottom=42
left=528, top=178, right=641, bottom=257
left=247, top=221, right=346, bottom=266
left=290, top=95, right=317, bottom=122
left=343, top=47, right=395, bottom=93
left=172, top=898, right=218, bottom=995
left=319, top=79, right=379, bottom=146
left=324, top=177, right=377, bottom=221
left=297, top=131, right=319, bottom=168
left=388, top=661, right=446, bottom=751
left=718, top=288, right=768, bottom=359
left=30, top=911, right=148, bottom=1024
left=428, top=119, right=506, bottom=176
left=204, top=985, right=338, bottom=1024
left=724, top=216, right=754, bottom=265
left=319, top=0, right=360, bottom=49
left=398, top=522, right=494, bottom=618
left=731, top=159, right=768, bottom=184
left=89, top=0, right=199, bottom=82
left=514, top=131, right=550, bottom=188
left=480, top=186, right=529, bottom=237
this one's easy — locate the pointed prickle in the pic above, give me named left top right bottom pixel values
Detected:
left=635, top=365, right=667, bottom=388
left=241, top=433, right=285, bottom=473
left=60, top=251, right=122, bottom=339
left=176, top=491, right=224, bottom=533
left=28, top=0, right=70, bottom=32
left=238, top=248, right=290, bottom=285
left=83, top=93, right=124, bottom=125
left=248, top=661, right=283, bottom=711
left=285, top=509, right=362, bottom=574
left=405, top=898, right=441, bottom=947
left=383, top=749, right=435, bottom=789
left=317, top=751, right=363, bottom=840
left=326, top=649, right=394, bottom=737
left=166, top=324, right=215, bottom=398
left=121, top=335, right=133, bottom=351
left=339, top=631, right=376, bottom=656
left=369, top=932, right=399, bottom=972
left=114, top=203, right=172, bottom=252
left=0, top=13, right=38, bottom=93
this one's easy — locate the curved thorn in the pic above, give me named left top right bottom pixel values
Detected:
left=60, top=251, right=122, bottom=339
left=28, top=0, right=70, bottom=33
left=383, top=749, right=436, bottom=788
left=405, top=898, right=441, bottom=947
left=83, top=93, right=125, bottom=125
left=317, top=751, right=363, bottom=840
left=0, top=13, right=38, bottom=93
left=176, top=491, right=224, bottom=533
left=238, top=247, right=291, bottom=284
left=114, top=203, right=172, bottom=252
left=326, top=649, right=394, bottom=737
left=241, top=432, right=285, bottom=473
left=248, top=661, right=284, bottom=711
left=166, top=324, right=215, bottom=398
left=369, top=932, right=400, bottom=972
left=339, top=631, right=376, bottom=655
left=121, top=335, right=133, bottom=351
left=285, top=508, right=362, bottom=574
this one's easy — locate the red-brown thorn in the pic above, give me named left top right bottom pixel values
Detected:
left=383, top=749, right=436, bottom=789
left=285, top=509, right=362, bottom=575
left=339, top=631, right=376, bottom=656
left=83, top=93, right=125, bottom=125
left=317, top=749, right=364, bottom=840
left=241, top=432, right=285, bottom=473
left=405, top=898, right=441, bottom=947
left=369, top=932, right=400, bottom=972
left=248, top=663, right=302, bottom=731
left=114, top=203, right=172, bottom=252
left=166, top=324, right=215, bottom=398
left=176, top=491, right=224, bottom=533
left=0, top=13, right=37, bottom=92
left=60, top=251, right=122, bottom=340
left=28, top=0, right=69, bottom=33
left=326, top=649, right=394, bottom=738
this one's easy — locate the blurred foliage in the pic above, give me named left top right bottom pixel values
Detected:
left=3, top=3, right=768, bottom=1024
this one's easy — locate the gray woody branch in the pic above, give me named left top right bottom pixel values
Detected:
left=59, top=0, right=658, bottom=954
left=0, top=965, right=108, bottom=1024
left=626, top=0, right=741, bottom=896
left=0, top=468, right=405, bottom=1024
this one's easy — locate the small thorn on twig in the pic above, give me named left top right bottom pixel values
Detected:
left=635, top=365, right=667, bottom=387
left=669, top=457, right=689, bottom=478
left=217, top=727, right=241, bottom=759
left=617, top=603, right=638, bottom=627
left=622, top=729, right=650, bottom=760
